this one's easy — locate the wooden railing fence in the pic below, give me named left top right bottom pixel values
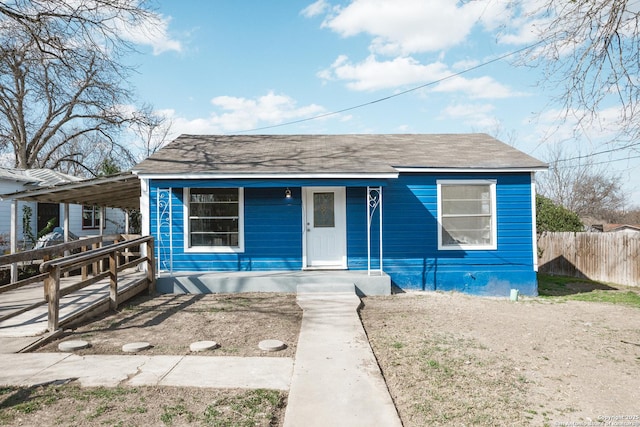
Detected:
left=0, top=234, right=156, bottom=331
left=538, top=232, right=640, bottom=287
left=40, top=236, right=155, bottom=331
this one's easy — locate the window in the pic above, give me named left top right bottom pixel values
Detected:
left=184, top=188, right=244, bottom=252
left=313, top=192, right=335, bottom=227
left=82, top=205, right=101, bottom=229
left=437, top=180, right=497, bottom=250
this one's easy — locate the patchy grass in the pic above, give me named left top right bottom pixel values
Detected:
left=0, top=384, right=285, bottom=426
left=363, top=317, right=531, bottom=426
left=538, top=274, right=640, bottom=308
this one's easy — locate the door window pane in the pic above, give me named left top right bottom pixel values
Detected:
left=314, top=192, right=335, bottom=227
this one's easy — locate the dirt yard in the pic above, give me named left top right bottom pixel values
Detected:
left=360, top=292, right=640, bottom=426
left=38, top=292, right=303, bottom=358
left=2, top=288, right=640, bottom=426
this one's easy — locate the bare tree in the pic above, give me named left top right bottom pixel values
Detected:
left=520, top=0, right=640, bottom=146
left=0, top=0, right=155, bottom=63
left=129, top=106, right=174, bottom=159
left=538, top=143, right=626, bottom=223
left=0, top=0, right=159, bottom=170
left=50, top=133, right=136, bottom=177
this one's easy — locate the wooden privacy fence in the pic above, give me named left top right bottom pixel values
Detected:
left=538, top=232, right=640, bottom=287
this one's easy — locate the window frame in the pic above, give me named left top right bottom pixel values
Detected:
left=82, top=205, right=102, bottom=230
left=183, top=187, right=244, bottom=253
left=437, top=179, right=497, bottom=251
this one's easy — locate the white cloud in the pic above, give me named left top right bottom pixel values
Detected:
left=119, top=13, right=182, bottom=55
left=319, top=54, right=520, bottom=99
left=319, top=0, right=513, bottom=55
left=452, top=59, right=481, bottom=71
left=301, top=0, right=331, bottom=18
left=440, top=103, right=497, bottom=128
left=433, top=75, right=518, bottom=99
left=307, top=1, right=533, bottom=98
left=209, top=92, right=326, bottom=131
left=154, top=92, right=327, bottom=135
left=498, top=17, right=547, bottom=45
left=532, top=106, right=625, bottom=146
left=319, top=55, right=449, bottom=91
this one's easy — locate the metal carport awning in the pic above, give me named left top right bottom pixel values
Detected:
left=0, top=172, right=141, bottom=211
left=0, top=171, right=142, bottom=282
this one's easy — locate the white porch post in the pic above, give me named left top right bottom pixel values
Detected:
left=367, top=186, right=383, bottom=275
left=139, top=178, right=149, bottom=274
left=63, top=203, right=69, bottom=242
left=156, top=188, right=173, bottom=274
left=100, top=207, right=105, bottom=236
left=63, top=203, right=70, bottom=257
left=10, top=199, right=18, bottom=282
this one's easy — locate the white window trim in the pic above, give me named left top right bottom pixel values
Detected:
left=437, top=179, right=497, bottom=251
left=183, top=187, right=245, bottom=253
left=82, top=205, right=101, bottom=230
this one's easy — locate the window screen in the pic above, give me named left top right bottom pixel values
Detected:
left=439, top=182, right=495, bottom=249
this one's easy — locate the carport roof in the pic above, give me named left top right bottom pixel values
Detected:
left=0, top=172, right=141, bottom=210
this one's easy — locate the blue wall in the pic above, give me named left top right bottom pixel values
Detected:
left=148, top=173, right=537, bottom=296
left=380, top=173, right=537, bottom=296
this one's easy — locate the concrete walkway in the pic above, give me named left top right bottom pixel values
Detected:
left=0, top=353, right=293, bottom=390
left=283, top=284, right=402, bottom=427
left=0, top=284, right=402, bottom=426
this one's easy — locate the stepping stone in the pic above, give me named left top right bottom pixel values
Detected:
left=258, top=339, right=286, bottom=352
left=190, top=341, right=219, bottom=352
left=58, top=340, right=90, bottom=352
left=122, top=342, right=151, bottom=353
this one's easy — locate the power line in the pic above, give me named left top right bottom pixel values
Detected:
left=232, top=39, right=547, bottom=134
left=549, top=153, right=640, bottom=168
left=548, top=141, right=640, bottom=165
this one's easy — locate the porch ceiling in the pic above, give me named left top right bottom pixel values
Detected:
left=0, top=172, right=141, bottom=210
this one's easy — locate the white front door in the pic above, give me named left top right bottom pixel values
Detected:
left=303, top=187, right=347, bottom=268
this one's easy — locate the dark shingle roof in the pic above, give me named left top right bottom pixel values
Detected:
left=133, top=134, right=547, bottom=175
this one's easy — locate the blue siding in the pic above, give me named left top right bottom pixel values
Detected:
left=147, top=173, right=537, bottom=296
left=150, top=185, right=304, bottom=272
left=380, top=173, right=536, bottom=295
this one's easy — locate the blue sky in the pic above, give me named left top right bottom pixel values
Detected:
left=124, top=0, right=640, bottom=206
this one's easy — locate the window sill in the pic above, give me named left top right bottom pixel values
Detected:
left=184, top=246, right=245, bottom=254
left=438, top=244, right=497, bottom=251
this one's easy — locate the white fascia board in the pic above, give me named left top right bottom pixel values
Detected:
left=395, top=167, right=548, bottom=173
left=131, top=172, right=399, bottom=180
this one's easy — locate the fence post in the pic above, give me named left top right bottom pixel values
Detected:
left=81, top=244, right=88, bottom=280
left=146, top=238, right=156, bottom=295
left=109, top=249, right=118, bottom=310
left=92, top=242, right=99, bottom=275
left=46, top=266, right=61, bottom=332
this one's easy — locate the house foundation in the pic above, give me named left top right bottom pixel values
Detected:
left=155, top=270, right=392, bottom=296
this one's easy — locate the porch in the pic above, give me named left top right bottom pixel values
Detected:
left=156, top=270, right=392, bottom=296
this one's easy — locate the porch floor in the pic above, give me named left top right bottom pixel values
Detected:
left=156, top=270, right=391, bottom=296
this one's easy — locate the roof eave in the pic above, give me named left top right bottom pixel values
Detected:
left=0, top=172, right=141, bottom=210
left=394, top=166, right=549, bottom=173
left=131, top=171, right=400, bottom=180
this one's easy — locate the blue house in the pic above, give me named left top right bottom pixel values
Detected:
left=132, top=134, right=547, bottom=296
